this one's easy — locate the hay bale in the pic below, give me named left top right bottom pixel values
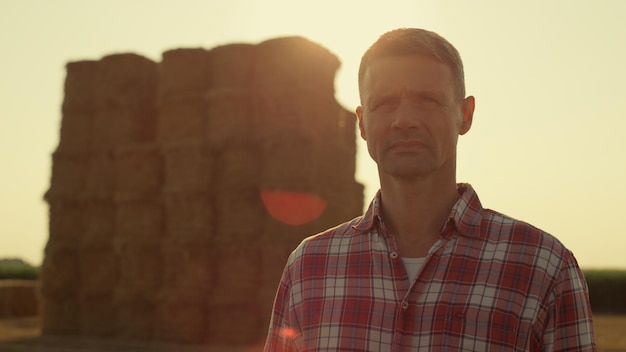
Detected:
left=209, top=244, right=260, bottom=305
left=209, top=43, right=256, bottom=90
left=253, top=37, right=339, bottom=94
left=78, top=290, right=115, bottom=336
left=159, top=48, right=211, bottom=97
left=40, top=241, right=80, bottom=295
left=114, top=239, right=161, bottom=291
left=58, top=60, right=98, bottom=152
left=154, top=288, right=207, bottom=343
left=115, top=198, right=162, bottom=239
left=259, top=244, right=293, bottom=292
left=311, top=139, right=358, bottom=197
left=212, top=188, right=266, bottom=245
left=79, top=243, right=117, bottom=292
left=205, top=89, right=254, bottom=148
left=94, top=53, right=158, bottom=111
left=323, top=182, right=365, bottom=225
left=0, top=280, right=40, bottom=318
left=212, top=145, right=261, bottom=190
left=47, top=151, right=87, bottom=200
left=162, top=141, right=212, bottom=193
left=261, top=207, right=324, bottom=246
left=89, top=54, right=158, bottom=151
left=161, top=239, right=212, bottom=291
left=47, top=198, right=84, bottom=241
left=91, top=108, right=157, bottom=151
left=61, top=60, right=98, bottom=115
left=41, top=292, right=79, bottom=335
left=206, top=302, right=262, bottom=345
left=157, top=92, right=207, bottom=144
left=82, top=152, right=115, bottom=200
left=113, top=143, right=162, bottom=194
left=82, top=199, right=115, bottom=245
left=113, top=288, right=155, bottom=340
left=338, top=108, right=358, bottom=150
left=162, top=192, right=212, bottom=239
left=259, top=136, right=316, bottom=192
left=251, top=92, right=308, bottom=143
left=57, top=112, right=93, bottom=153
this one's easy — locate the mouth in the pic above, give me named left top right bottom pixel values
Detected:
left=388, top=139, right=426, bottom=152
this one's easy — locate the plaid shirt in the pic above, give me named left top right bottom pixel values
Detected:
left=264, top=184, right=596, bottom=351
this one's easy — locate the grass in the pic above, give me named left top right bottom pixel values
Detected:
left=0, top=258, right=39, bottom=280
left=584, top=269, right=626, bottom=314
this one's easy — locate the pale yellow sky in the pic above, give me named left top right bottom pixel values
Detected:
left=1, top=0, right=625, bottom=269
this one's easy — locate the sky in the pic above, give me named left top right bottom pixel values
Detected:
left=1, top=0, right=625, bottom=269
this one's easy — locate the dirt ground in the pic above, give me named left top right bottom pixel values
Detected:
left=0, top=315, right=624, bottom=351
left=0, top=316, right=263, bottom=352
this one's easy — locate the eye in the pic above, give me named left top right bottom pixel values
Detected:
left=371, top=96, right=399, bottom=112
left=413, top=94, right=443, bottom=109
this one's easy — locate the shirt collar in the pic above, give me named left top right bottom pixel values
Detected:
left=448, top=183, right=485, bottom=239
left=352, top=189, right=384, bottom=233
left=352, top=183, right=485, bottom=239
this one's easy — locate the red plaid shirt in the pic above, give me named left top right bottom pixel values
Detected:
left=264, top=184, right=596, bottom=351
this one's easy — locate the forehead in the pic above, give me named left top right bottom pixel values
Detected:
left=362, top=54, right=454, bottom=98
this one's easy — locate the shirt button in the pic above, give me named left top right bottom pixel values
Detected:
left=390, top=251, right=398, bottom=259
left=402, top=301, right=409, bottom=310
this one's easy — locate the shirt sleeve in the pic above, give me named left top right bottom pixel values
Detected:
left=263, top=262, right=301, bottom=352
left=543, top=251, right=597, bottom=351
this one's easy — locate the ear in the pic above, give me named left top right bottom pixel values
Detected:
left=459, top=96, right=475, bottom=135
left=356, top=106, right=367, bottom=140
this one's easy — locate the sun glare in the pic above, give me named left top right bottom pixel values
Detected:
left=261, top=190, right=328, bottom=226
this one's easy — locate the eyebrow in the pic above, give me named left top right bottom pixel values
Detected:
left=366, top=88, right=446, bottom=108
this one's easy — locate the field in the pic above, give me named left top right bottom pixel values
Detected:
left=0, top=315, right=624, bottom=351
left=594, top=315, right=626, bottom=351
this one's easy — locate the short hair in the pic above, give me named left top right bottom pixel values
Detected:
left=358, top=28, right=466, bottom=102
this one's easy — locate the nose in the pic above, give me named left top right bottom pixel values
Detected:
left=390, top=98, right=419, bottom=130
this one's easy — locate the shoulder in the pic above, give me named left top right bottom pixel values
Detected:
left=478, top=208, right=577, bottom=274
left=285, top=215, right=365, bottom=266
left=455, top=184, right=571, bottom=260
left=481, top=209, right=563, bottom=249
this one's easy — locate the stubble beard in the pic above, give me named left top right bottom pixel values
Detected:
left=379, top=151, right=437, bottom=180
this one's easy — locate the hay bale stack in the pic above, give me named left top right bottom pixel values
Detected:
left=0, top=280, right=40, bottom=318
left=57, top=61, right=98, bottom=154
left=156, top=240, right=212, bottom=343
left=40, top=241, right=80, bottom=334
left=43, top=53, right=161, bottom=338
left=78, top=240, right=117, bottom=336
left=91, top=54, right=158, bottom=150
left=157, top=48, right=211, bottom=144
left=155, top=49, right=214, bottom=343
left=44, top=37, right=363, bottom=346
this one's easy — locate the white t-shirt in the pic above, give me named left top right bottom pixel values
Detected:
left=402, top=257, right=426, bottom=283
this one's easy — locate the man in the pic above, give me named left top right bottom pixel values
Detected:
left=264, top=28, right=596, bottom=351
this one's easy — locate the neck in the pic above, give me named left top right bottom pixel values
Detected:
left=378, top=172, right=459, bottom=257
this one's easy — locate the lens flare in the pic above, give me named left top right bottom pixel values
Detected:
left=278, top=327, right=298, bottom=339
left=261, top=190, right=327, bottom=226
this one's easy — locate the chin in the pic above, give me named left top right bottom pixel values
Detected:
left=385, top=165, right=433, bottom=179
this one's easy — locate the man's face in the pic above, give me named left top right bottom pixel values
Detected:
left=356, top=54, right=473, bottom=181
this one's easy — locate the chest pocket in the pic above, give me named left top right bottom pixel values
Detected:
left=446, top=292, right=540, bottom=350
left=455, top=306, right=520, bottom=349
